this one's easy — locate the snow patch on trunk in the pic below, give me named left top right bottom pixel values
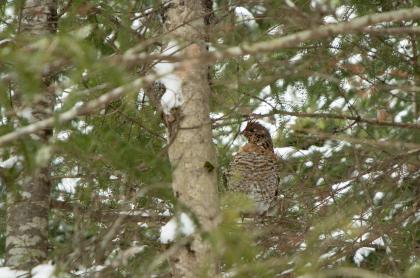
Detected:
left=154, top=42, right=183, bottom=114
left=160, top=213, right=196, bottom=244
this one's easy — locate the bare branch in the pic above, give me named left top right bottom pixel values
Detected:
left=51, top=199, right=168, bottom=224
left=301, top=267, right=394, bottom=278
left=253, top=110, right=420, bottom=130
left=296, top=128, right=420, bottom=150
left=365, top=26, right=420, bottom=35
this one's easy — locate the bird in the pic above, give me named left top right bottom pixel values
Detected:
left=226, top=120, right=279, bottom=216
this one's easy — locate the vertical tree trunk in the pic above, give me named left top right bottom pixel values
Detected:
left=5, top=0, right=57, bottom=270
left=411, top=34, right=419, bottom=123
left=165, top=0, right=220, bottom=277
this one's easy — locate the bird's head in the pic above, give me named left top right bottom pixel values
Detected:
left=241, top=121, right=274, bottom=151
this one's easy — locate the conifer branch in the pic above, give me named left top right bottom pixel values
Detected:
left=0, top=75, right=157, bottom=146
left=2, top=7, right=420, bottom=146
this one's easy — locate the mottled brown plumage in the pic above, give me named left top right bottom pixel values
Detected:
left=227, top=121, right=279, bottom=215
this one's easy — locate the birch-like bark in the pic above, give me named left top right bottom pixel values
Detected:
left=5, top=0, right=57, bottom=270
left=165, top=1, right=220, bottom=277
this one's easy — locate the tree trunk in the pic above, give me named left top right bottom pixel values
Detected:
left=165, top=0, right=220, bottom=277
left=5, top=0, right=57, bottom=270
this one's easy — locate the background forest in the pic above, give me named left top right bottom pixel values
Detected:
left=0, top=0, right=419, bottom=277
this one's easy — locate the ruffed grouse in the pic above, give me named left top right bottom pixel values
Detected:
left=227, top=121, right=279, bottom=215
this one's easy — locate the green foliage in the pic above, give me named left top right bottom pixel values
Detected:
left=0, top=0, right=419, bottom=277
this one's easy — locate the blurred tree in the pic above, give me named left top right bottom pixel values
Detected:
left=4, top=0, right=57, bottom=270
